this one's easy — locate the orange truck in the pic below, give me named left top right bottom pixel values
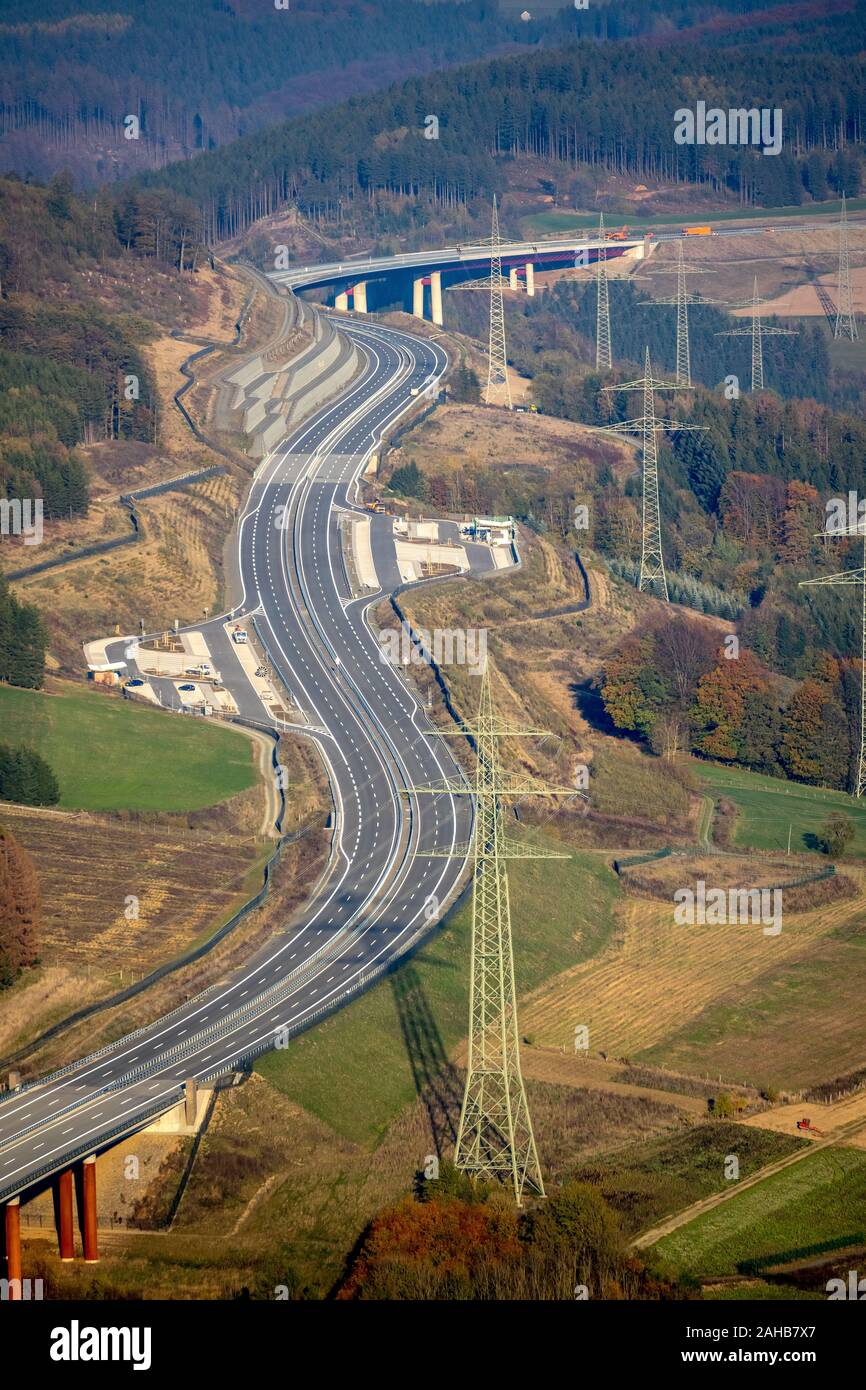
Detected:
left=683, top=225, right=712, bottom=236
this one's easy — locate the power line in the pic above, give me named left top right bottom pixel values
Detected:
left=834, top=192, right=859, bottom=341
left=596, top=211, right=612, bottom=371
left=800, top=520, right=866, bottom=798
left=411, top=663, right=581, bottom=1202
left=595, top=348, right=704, bottom=600
left=716, top=276, right=797, bottom=391
left=485, top=195, right=512, bottom=409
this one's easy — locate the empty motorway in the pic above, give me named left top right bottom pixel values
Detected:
left=0, top=315, right=473, bottom=1202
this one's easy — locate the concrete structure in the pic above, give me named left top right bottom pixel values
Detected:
left=269, top=231, right=649, bottom=322
left=82, top=1155, right=98, bottom=1264
left=58, top=1169, right=74, bottom=1261
left=430, top=271, right=443, bottom=327
left=4, top=1197, right=21, bottom=1297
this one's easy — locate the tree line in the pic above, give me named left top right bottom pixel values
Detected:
left=132, top=30, right=865, bottom=243
left=601, top=615, right=862, bottom=793
left=0, top=568, right=48, bottom=689
left=0, top=744, right=59, bottom=807
left=0, top=821, right=40, bottom=989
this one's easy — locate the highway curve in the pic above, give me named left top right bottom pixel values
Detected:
left=0, top=316, right=472, bottom=1203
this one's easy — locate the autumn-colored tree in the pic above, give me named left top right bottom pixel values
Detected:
left=600, top=637, right=670, bottom=737
left=337, top=1193, right=521, bottom=1300
left=690, top=652, right=773, bottom=763
left=777, top=481, right=821, bottom=564
left=719, top=471, right=785, bottom=547
left=781, top=677, right=851, bottom=788
left=0, top=822, right=41, bottom=988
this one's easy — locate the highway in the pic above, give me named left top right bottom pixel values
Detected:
left=0, top=318, right=473, bottom=1202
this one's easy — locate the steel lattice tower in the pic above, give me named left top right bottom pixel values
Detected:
left=835, top=192, right=859, bottom=341
left=636, top=242, right=727, bottom=388
left=800, top=519, right=866, bottom=797
left=716, top=277, right=797, bottom=391
left=485, top=195, right=512, bottom=408
left=595, top=348, right=704, bottom=600
left=675, top=242, right=690, bottom=386
left=596, top=212, right=612, bottom=371
left=412, top=664, right=579, bottom=1202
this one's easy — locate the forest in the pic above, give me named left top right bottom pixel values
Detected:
left=0, top=820, right=40, bottom=990
left=133, top=28, right=866, bottom=242
left=600, top=617, right=862, bottom=794
left=0, top=569, right=47, bottom=690
left=4, top=0, right=840, bottom=183
left=0, top=175, right=180, bottom=516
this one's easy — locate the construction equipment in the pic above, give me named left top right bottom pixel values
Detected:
left=606, top=225, right=629, bottom=241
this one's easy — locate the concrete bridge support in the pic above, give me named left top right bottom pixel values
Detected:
left=509, top=267, right=518, bottom=291
left=82, top=1154, right=98, bottom=1264
left=525, top=262, right=535, bottom=296
left=4, top=1197, right=21, bottom=1297
left=57, top=1168, right=74, bottom=1261
left=413, top=276, right=425, bottom=319
left=184, top=1077, right=198, bottom=1127
left=430, top=271, right=443, bottom=327
left=352, top=281, right=368, bottom=314
left=334, top=289, right=349, bottom=311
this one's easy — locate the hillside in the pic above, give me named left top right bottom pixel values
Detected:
left=132, top=25, right=865, bottom=245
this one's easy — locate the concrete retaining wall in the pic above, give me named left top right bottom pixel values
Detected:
left=223, top=294, right=363, bottom=459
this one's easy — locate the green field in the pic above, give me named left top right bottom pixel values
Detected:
left=576, top=1124, right=803, bottom=1238
left=257, top=843, right=621, bottom=1146
left=521, top=197, right=866, bottom=238
left=654, top=1148, right=866, bottom=1279
left=693, top=761, right=866, bottom=857
left=0, top=680, right=256, bottom=811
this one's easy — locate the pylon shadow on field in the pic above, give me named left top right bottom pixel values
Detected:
left=390, top=965, right=463, bottom=1158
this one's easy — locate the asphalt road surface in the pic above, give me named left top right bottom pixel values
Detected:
left=0, top=318, right=474, bottom=1202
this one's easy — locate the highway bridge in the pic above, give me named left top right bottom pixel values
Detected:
left=272, top=232, right=648, bottom=322
left=0, top=310, right=478, bottom=1284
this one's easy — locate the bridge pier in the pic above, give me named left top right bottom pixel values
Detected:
left=430, top=271, right=443, bottom=327
left=184, top=1077, right=198, bottom=1127
left=82, top=1155, right=99, bottom=1264
left=57, top=1169, right=75, bottom=1261
left=412, top=276, right=425, bottom=319
left=525, top=261, right=535, bottom=296
left=352, top=281, right=367, bottom=314
left=334, top=289, right=349, bottom=311
left=4, top=1197, right=21, bottom=1297
left=508, top=267, right=518, bottom=291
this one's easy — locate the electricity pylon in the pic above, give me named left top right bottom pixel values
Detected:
left=485, top=195, right=512, bottom=408
left=835, top=192, right=859, bottom=341
left=799, top=517, right=866, bottom=798
left=716, top=276, right=798, bottom=391
left=596, top=211, right=612, bottom=371
left=595, top=348, right=704, bottom=599
left=409, top=662, right=580, bottom=1203
left=636, top=242, right=722, bottom=387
